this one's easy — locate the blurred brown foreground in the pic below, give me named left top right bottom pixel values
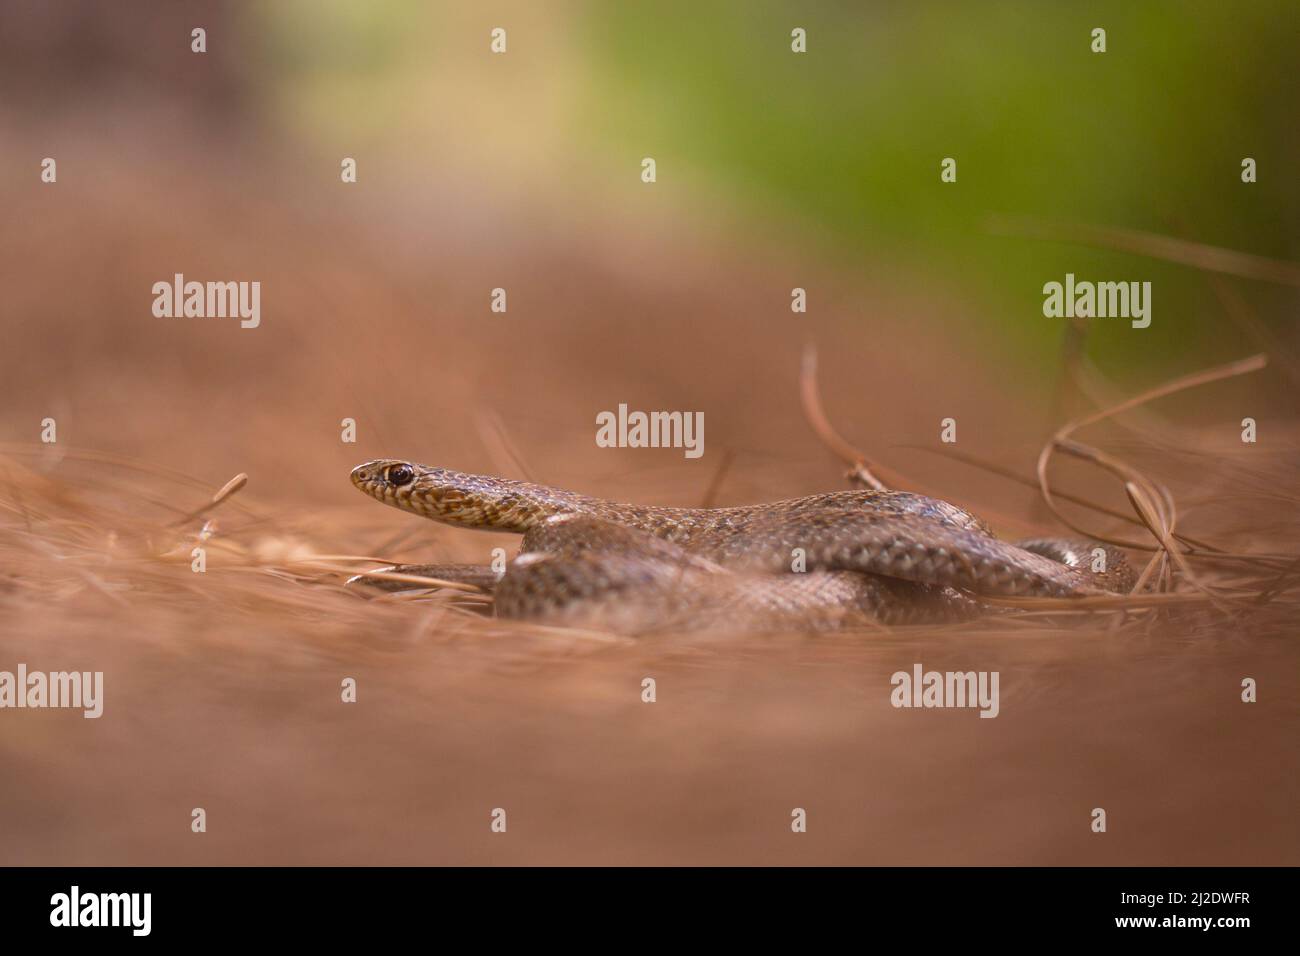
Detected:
left=2, top=137, right=1297, bottom=864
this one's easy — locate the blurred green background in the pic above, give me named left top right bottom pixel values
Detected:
left=255, top=0, right=1299, bottom=379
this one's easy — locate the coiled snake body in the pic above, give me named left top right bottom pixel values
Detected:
left=350, top=460, right=1133, bottom=632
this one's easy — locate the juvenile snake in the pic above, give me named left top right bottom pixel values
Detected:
left=349, top=460, right=1133, bottom=632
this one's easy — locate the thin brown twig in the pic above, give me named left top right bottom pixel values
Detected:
left=894, top=443, right=1240, bottom=555
left=317, top=565, right=487, bottom=594
left=1037, top=354, right=1267, bottom=601
left=167, top=473, right=249, bottom=528
left=799, top=344, right=890, bottom=491
left=1254, top=556, right=1300, bottom=606
left=1037, top=355, right=1266, bottom=542
left=1042, top=439, right=1169, bottom=552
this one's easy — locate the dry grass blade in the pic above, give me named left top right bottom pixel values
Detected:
left=168, top=472, right=249, bottom=527
left=796, top=343, right=1293, bottom=623
left=305, top=563, right=490, bottom=594
left=987, top=215, right=1300, bottom=287
left=799, top=344, right=890, bottom=490
left=1037, top=354, right=1267, bottom=601
left=1067, top=354, right=1266, bottom=433
left=895, top=443, right=1249, bottom=558
left=1254, top=556, right=1300, bottom=607
left=1131, top=548, right=1166, bottom=595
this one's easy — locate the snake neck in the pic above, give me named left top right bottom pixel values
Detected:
left=353, top=461, right=600, bottom=533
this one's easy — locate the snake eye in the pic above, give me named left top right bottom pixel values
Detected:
left=385, top=464, right=415, bottom=487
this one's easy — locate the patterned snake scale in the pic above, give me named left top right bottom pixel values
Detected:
left=350, top=460, right=1135, bottom=632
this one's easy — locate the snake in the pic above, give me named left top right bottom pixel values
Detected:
left=348, top=459, right=1134, bottom=632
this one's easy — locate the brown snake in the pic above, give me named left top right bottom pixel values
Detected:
left=349, top=460, right=1134, bottom=632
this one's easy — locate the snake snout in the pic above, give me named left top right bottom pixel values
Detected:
left=350, top=461, right=381, bottom=489
left=352, top=460, right=398, bottom=493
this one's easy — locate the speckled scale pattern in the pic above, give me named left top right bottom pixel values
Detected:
left=350, top=460, right=1135, bottom=630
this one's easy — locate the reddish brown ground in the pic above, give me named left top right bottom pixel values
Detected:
left=1, top=144, right=1296, bottom=865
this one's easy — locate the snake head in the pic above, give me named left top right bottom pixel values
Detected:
left=351, top=459, right=499, bottom=526
left=351, top=459, right=586, bottom=532
left=351, top=459, right=422, bottom=507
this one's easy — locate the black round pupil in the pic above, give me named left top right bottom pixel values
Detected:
left=388, top=465, right=414, bottom=486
